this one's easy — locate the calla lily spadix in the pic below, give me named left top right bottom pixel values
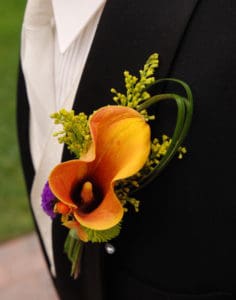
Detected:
left=49, top=106, right=151, bottom=232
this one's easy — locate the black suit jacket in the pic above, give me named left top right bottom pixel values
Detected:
left=17, top=1, right=236, bottom=299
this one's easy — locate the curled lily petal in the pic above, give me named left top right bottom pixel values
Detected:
left=49, top=106, right=151, bottom=230
left=49, top=161, right=88, bottom=208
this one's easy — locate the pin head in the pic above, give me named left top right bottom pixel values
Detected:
left=105, top=243, right=116, bottom=255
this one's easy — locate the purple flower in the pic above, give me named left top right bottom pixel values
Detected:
left=41, top=181, right=56, bottom=219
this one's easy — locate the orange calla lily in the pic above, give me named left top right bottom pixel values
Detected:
left=49, top=106, right=150, bottom=231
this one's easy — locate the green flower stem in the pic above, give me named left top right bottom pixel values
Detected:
left=135, top=78, right=193, bottom=190
left=64, top=229, right=84, bottom=279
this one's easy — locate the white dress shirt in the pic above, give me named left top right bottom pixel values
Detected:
left=21, top=0, right=106, bottom=276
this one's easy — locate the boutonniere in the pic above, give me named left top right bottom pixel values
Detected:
left=41, top=53, right=193, bottom=278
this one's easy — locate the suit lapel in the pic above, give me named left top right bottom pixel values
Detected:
left=72, top=0, right=200, bottom=115
left=53, top=1, right=199, bottom=299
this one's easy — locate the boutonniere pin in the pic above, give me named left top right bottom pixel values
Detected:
left=41, top=53, right=193, bottom=278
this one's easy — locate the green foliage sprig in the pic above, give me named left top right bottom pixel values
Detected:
left=82, top=223, right=121, bottom=243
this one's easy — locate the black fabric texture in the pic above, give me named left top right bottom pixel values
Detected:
left=17, top=0, right=236, bottom=299
left=53, top=0, right=199, bottom=299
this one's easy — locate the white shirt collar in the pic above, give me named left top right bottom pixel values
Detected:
left=51, top=0, right=106, bottom=53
